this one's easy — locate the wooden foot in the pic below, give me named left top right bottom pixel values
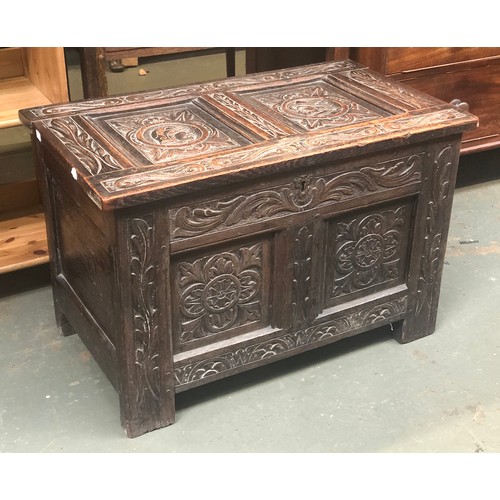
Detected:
left=55, top=310, right=76, bottom=337
left=392, top=318, right=428, bottom=344
left=120, top=386, right=175, bottom=439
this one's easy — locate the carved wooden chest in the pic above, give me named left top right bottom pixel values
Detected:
left=20, top=60, right=477, bottom=438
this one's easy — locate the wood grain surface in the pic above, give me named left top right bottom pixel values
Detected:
left=0, top=210, right=48, bottom=272
left=25, top=60, right=478, bottom=437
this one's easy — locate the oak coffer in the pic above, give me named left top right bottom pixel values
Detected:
left=20, top=60, right=478, bottom=438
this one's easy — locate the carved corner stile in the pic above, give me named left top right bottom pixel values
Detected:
left=117, top=212, right=175, bottom=437
left=394, top=141, right=461, bottom=344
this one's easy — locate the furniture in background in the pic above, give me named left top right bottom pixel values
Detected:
left=329, top=48, right=500, bottom=154
left=0, top=47, right=69, bottom=274
left=21, top=60, right=476, bottom=437
left=79, top=47, right=237, bottom=99
left=246, top=47, right=499, bottom=155
left=245, top=47, right=328, bottom=74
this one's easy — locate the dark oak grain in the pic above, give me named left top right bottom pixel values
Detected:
left=21, top=60, right=477, bottom=437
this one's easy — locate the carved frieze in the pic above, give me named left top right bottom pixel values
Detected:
left=170, top=154, right=423, bottom=239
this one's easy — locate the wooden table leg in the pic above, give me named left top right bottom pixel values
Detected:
left=226, top=48, right=236, bottom=77
left=79, top=47, right=109, bottom=99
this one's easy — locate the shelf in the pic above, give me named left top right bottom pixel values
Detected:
left=0, top=77, right=52, bottom=129
left=0, top=47, right=67, bottom=273
left=0, top=208, right=49, bottom=273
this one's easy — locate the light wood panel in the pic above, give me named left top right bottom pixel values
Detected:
left=23, top=47, right=69, bottom=104
left=0, top=77, right=52, bottom=128
left=0, top=209, right=48, bottom=273
left=0, top=47, right=67, bottom=273
left=0, top=48, right=24, bottom=79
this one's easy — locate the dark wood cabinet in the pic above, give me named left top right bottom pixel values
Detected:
left=20, top=60, right=476, bottom=438
left=328, top=48, right=500, bottom=154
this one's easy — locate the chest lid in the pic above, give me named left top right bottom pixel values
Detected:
left=20, top=60, right=477, bottom=210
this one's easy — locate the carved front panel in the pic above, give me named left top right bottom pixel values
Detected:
left=239, top=80, right=387, bottom=132
left=325, top=201, right=413, bottom=307
left=172, top=240, right=272, bottom=351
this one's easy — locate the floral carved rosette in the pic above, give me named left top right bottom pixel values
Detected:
left=177, top=244, right=263, bottom=343
left=331, top=206, right=408, bottom=297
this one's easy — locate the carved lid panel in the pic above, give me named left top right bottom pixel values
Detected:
left=234, top=79, right=389, bottom=132
left=20, top=60, right=478, bottom=210
left=89, top=101, right=252, bottom=166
